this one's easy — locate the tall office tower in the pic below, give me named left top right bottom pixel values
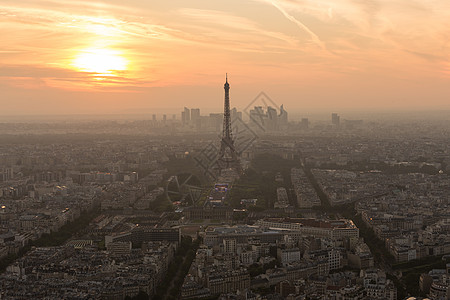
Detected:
left=231, top=107, right=242, bottom=121
left=231, top=107, right=237, bottom=120
left=152, top=114, right=156, bottom=121
left=191, top=108, right=200, bottom=129
left=332, top=113, right=340, bottom=126
left=279, top=104, right=288, bottom=129
left=191, top=108, right=200, bottom=121
left=209, top=113, right=223, bottom=132
left=249, top=106, right=267, bottom=131
left=217, top=74, right=241, bottom=174
left=183, top=107, right=190, bottom=125
left=162, top=114, right=167, bottom=123
left=301, top=118, right=309, bottom=129
left=267, top=106, right=278, bottom=131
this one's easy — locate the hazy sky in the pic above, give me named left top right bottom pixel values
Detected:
left=1, top=0, right=449, bottom=115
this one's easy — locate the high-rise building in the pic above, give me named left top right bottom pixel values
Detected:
left=209, top=113, right=223, bottom=132
left=191, top=108, right=200, bottom=121
left=301, top=118, right=309, bottom=129
left=249, top=106, right=267, bottom=131
left=183, top=107, right=190, bottom=125
left=267, top=106, right=278, bottom=130
left=230, top=107, right=242, bottom=121
left=331, top=113, right=340, bottom=126
left=191, top=108, right=200, bottom=129
left=279, top=104, right=288, bottom=129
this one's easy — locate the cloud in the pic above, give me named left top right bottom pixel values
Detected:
left=0, top=64, right=158, bottom=91
left=177, top=8, right=300, bottom=48
left=257, top=0, right=325, bottom=48
left=0, top=65, right=83, bottom=78
left=404, top=50, right=447, bottom=63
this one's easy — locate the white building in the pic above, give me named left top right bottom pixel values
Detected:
left=277, top=248, right=301, bottom=266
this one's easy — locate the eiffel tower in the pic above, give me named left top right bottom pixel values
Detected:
left=216, top=74, right=242, bottom=175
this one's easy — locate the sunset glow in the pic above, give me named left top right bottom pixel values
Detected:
left=1, top=0, right=449, bottom=115
left=73, top=49, right=127, bottom=75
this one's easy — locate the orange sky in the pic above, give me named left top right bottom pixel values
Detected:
left=1, top=0, right=449, bottom=115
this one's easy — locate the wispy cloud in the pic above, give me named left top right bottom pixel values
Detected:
left=259, top=0, right=325, bottom=49
left=404, top=50, right=447, bottom=63
left=177, top=8, right=300, bottom=49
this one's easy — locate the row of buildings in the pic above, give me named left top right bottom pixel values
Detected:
left=181, top=219, right=394, bottom=300
left=356, top=175, right=450, bottom=263
left=291, top=168, right=321, bottom=208
left=1, top=241, right=178, bottom=299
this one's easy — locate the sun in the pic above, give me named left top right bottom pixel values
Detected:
left=73, top=48, right=127, bottom=75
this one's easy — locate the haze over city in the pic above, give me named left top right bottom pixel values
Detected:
left=1, top=2, right=450, bottom=300
left=1, top=0, right=450, bottom=115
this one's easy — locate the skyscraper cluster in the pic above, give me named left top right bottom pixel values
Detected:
left=248, top=104, right=289, bottom=132
left=331, top=113, right=340, bottom=126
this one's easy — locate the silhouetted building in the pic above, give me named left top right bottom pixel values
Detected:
left=332, top=113, right=340, bottom=126
left=230, top=107, right=242, bottom=121
left=209, top=113, right=223, bottom=132
left=267, top=106, right=278, bottom=130
left=191, top=108, right=200, bottom=129
left=279, top=104, right=288, bottom=129
left=301, top=118, right=309, bottom=129
left=248, top=105, right=288, bottom=131
left=182, top=107, right=191, bottom=125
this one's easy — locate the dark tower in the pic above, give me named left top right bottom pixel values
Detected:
left=217, top=74, right=241, bottom=173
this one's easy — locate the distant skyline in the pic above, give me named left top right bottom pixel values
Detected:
left=1, top=0, right=450, bottom=115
